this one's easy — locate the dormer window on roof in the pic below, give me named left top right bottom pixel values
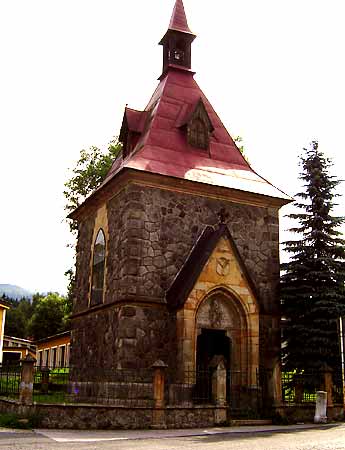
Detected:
left=188, top=118, right=208, bottom=149
left=186, top=98, right=214, bottom=150
left=119, top=108, right=146, bottom=158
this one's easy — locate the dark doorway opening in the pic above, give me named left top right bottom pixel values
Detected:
left=194, top=329, right=231, bottom=403
left=196, top=329, right=231, bottom=370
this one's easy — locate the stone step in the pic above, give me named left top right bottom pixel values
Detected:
left=230, top=419, right=273, bottom=426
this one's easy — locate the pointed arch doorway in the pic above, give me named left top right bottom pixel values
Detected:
left=195, top=290, right=248, bottom=374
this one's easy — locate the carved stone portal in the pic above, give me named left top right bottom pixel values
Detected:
left=197, top=295, right=237, bottom=331
left=195, top=292, right=248, bottom=375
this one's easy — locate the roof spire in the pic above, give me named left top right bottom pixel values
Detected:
left=169, top=0, right=192, bottom=35
left=159, top=0, right=196, bottom=76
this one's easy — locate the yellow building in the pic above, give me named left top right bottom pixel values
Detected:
left=36, top=331, right=71, bottom=368
left=0, top=300, right=10, bottom=363
left=3, top=335, right=36, bottom=363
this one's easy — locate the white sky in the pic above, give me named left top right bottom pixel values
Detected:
left=1, top=0, right=345, bottom=294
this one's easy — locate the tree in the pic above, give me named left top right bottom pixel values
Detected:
left=63, top=138, right=122, bottom=311
left=234, top=135, right=249, bottom=162
left=64, top=139, right=122, bottom=233
left=28, top=293, right=71, bottom=340
left=63, top=138, right=122, bottom=308
left=4, top=297, right=35, bottom=339
left=281, top=141, right=345, bottom=372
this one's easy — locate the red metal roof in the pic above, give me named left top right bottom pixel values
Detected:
left=168, top=0, right=193, bottom=34
left=103, top=68, right=290, bottom=201
left=125, top=108, right=146, bottom=133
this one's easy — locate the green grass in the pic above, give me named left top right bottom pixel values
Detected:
left=0, top=412, right=42, bottom=429
left=33, top=392, right=68, bottom=404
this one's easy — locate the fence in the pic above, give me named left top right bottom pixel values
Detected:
left=0, top=357, right=262, bottom=416
left=34, top=366, right=154, bottom=406
left=0, top=363, right=21, bottom=398
left=165, top=366, right=263, bottom=418
left=281, top=370, right=344, bottom=405
left=1, top=358, right=342, bottom=418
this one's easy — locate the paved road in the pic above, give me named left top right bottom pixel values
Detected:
left=1, top=424, right=345, bottom=450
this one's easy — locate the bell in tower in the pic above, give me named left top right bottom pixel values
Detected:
left=159, top=0, right=196, bottom=73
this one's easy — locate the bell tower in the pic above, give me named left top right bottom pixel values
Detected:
left=159, top=0, right=196, bottom=74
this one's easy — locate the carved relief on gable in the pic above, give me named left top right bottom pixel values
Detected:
left=216, top=257, right=231, bottom=276
left=197, top=295, right=235, bottom=330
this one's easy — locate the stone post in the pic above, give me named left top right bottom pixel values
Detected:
left=212, top=360, right=227, bottom=425
left=272, top=362, right=283, bottom=405
left=212, top=360, right=227, bottom=406
left=294, top=373, right=304, bottom=403
left=40, top=367, right=50, bottom=394
left=314, top=391, right=327, bottom=423
left=151, top=360, right=168, bottom=429
left=295, top=383, right=304, bottom=403
left=19, top=354, right=36, bottom=405
left=323, top=368, right=333, bottom=408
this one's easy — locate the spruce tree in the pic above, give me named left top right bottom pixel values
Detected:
left=281, top=141, right=345, bottom=372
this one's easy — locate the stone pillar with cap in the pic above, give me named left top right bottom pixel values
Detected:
left=314, top=391, right=328, bottom=423
left=151, top=360, right=168, bottom=429
left=323, top=366, right=333, bottom=408
left=19, top=354, right=36, bottom=405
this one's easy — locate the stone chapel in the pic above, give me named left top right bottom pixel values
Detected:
left=69, top=0, right=290, bottom=407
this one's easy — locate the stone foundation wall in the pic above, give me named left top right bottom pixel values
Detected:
left=0, top=399, right=227, bottom=430
left=275, top=404, right=344, bottom=423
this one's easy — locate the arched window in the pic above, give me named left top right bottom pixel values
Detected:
left=188, top=118, right=209, bottom=149
left=90, top=229, right=106, bottom=306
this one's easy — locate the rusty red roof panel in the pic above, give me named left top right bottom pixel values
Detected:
left=100, top=68, right=290, bottom=201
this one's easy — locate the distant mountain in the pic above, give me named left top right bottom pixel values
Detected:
left=0, top=284, right=33, bottom=300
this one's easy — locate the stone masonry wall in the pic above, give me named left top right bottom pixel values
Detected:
left=70, top=306, right=120, bottom=369
left=105, top=183, right=280, bottom=313
left=0, top=400, right=228, bottom=430
left=115, top=305, right=176, bottom=369
left=71, top=304, right=176, bottom=370
left=74, top=215, right=95, bottom=313
left=75, top=183, right=280, bottom=313
left=73, top=182, right=280, bottom=370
